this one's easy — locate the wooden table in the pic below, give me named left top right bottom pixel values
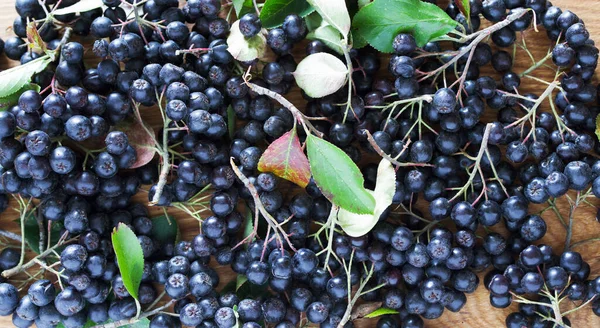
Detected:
left=1, top=0, right=600, bottom=327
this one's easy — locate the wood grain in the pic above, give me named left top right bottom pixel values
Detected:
left=1, top=1, right=600, bottom=327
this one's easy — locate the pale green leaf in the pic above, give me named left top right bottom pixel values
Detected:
left=259, top=0, right=315, bottom=28
left=307, top=23, right=345, bottom=55
left=305, top=11, right=323, bottom=32
left=306, top=135, right=375, bottom=214
left=352, top=0, right=458, bottom=52
left=52, top=0, right=105, bottom=15
left=364, top=307, right=400, bottom=318
left=227, top=21, right=267, bottom=62
left=338, top=159, right=396, bottom=236
left=112, top=224, right=144, bottom=300
left=307, top=0, right=351, bottom=37
left=0, top=56, right=52, bottom=98
left=293, top=52, right=348, bottom=98
left=233, top=0, right=254, bottom=16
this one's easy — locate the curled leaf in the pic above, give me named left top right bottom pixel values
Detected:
left=306, top=135, right=375, bottom=214
left=226, top=21, right=267, bottom=62
left=52, top=0, right=105, bottom=15
left=293, top=52, right=348, bottom=98
left=258, top=129, right=311, bottom=188
left=26, top=22, right=46, bottom=53
left=111, top=224, right=144, bottom=300
left=307, top=23, right=345, bottom=55
left=307, top=0, right=351, bottom=37
left=337, top=159, right=396, bottom=237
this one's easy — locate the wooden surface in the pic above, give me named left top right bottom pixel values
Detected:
left=1, top=0, right=600, bottom=327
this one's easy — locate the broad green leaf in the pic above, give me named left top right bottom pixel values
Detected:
left=364, top=308, right=400, bottom=318
left=305, top=11, right=323, bottom=32
left=358, top=0, right=372, bottom=9
left=233, top=0, right=255, bottom=16
left=0, top=55, right=53, bottom=98
left=351, top=31, right=368, bottom=49
left=0, top=84, right=39, bottom=112
left=293, top=53, right=348, bottom=98
left=258, top=129, right=311, bottom=188
left=306, top=135, right=375, bottom=214
left=52, top=0, right=105, bottom=15
left=307, top=0, right=351, bottom=37
left=236, top=275, right=248, bottom=291
left=352, top=0, right=458, bottom=51
left=456, top=0, right=471, bottom=19
left=112, top=223, right=144, bottom=300
left=122, top=119, right=156, bottom=169
left=307, top=24, right=345, bottom=55
left=337, top=158, right=395, bottom=236
left=150, top=214, right=178, bottom=245
left=227, top=21, right=267, bottom=62
left=227, top=105, right=236, bottom=139
left=259, top=0, right=315, bottom=28
left=22, top=214, right=63, bottom=254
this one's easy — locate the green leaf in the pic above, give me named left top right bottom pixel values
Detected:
left=150, top=214, right=178, bottom=245
left=227, top=105, right=236, bottom=139
left=358, top=0, right=372, bottom=9
left=233, top=0, right=255, bottom=16
left=22, top=215, right=64, bottom=254
left=0, top=84, right=39, bottom=112
left=125, top=318, right=151, bottom=328
left=364, top=307, right=400, bottom=318
left=596, top=114, right=600, bottom=142
left=293, top=52, right=348, bottom=98
left=351, top=31, right=368, bottom=49
left=227, top=21, right=267, bottom=62
left=243, top=208, right=254, bottom=245
left=306, top=135, right=375, bottom=214
left=307, top=24, right=345, bottom=55
left=307, top=0, right=351, bottom=37
left=52, top=0, right=105, bottom=15
left=352, top=0, right=458, bottom=52
left=337, top=159, right=396, bottom=236
left=0, top=55, right=53, bottom=99
left=259, top=0, right=315, bottom=28
left=305, top=11, right=323, bottom=32
left=112, top=223, right=144, bottom=300
left=456, top=0, right=471, bottom=19
left=257, top=129, right=311, bottom=188
left=236, top=275, right=248, bottom=291
left=57, top=319, right=97, bottom=328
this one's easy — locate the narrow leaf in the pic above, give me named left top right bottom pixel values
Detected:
left=306, top=135, right=375, bottom=214
left=293, top=53, right=348, bottom=98
left=259, top=0, right=315, bottom=28
left=307, top=24, right=345, bottom=55
left=227, top=21, right=267, bottom=62
left=227, top=105, right=236, bottom=139
left=337, top=159, right=396, bottom=236
left=456, top=0, right=471, bottom=19
left=352, top=0, right=458, bottom=51
left=364, top=308, right=400, bottom=318
left=150, top=214, right=178, bottom=245
left=0, top=84, right=39, bottom=112
left=26, top=21, right=46, bottom=53
left=124, top=120, right=157, bottom=169
left=112, top=223, right=144, bottom=300
left=22, top=215, right=63, bottom=254
left=257, top=129, right=311, bottom=188
left=236, top=275, right=248, bottom=291
left=233, top=0, right=254, bottom=16
left=52, top=0, right=105, bottom=15
left=243, top=208, right=255, bottom=244
left=0, top=55, right=52, bottom=98
left=307, top=0, right=351, bottom=37
left=596, top=114, right=600, bottom=142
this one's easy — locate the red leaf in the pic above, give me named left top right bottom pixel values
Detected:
left=456, top=0, right=471, bottom=18
left=126, top=120, right=157, bottom=169
left=258, top=129, right=311, bottom=188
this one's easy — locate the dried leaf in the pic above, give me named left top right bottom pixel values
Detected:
left=258, top=129, right=311, bottom=188
left=26, top=21, right=46, bottom=53
left=125, top=120, right=157, bottom=169
left=456, top=0, right=471, bottom=19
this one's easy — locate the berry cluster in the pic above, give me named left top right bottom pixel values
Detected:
left=0, top=0, right=598, bottom=327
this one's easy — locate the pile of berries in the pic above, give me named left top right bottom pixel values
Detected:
left=0, top=0, right=598, bottom=327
